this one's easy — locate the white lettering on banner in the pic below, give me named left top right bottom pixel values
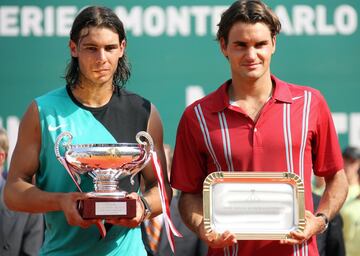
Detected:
left=0, top=4, right=357, bottom=37
left=0, top=6, right=19, bottom=36
left=44, top=6, right=54, bottom=36
left=0, top=6, right=76, bottom=36
left=167, top=7, right=190, bottom=36
left=56, top=6, right=77, bottom=36
left=335, top=5, right=358, bottom=35
left=21, top=6, right=42, bottom=36
left=115, top=5, right=227, bottom=37
left=293, top=5, right=316, bottom=35
left=191, top=6, right=212, bottom=36
left=143, top=6, right=166, bottom=36
left=276, top=4, right=358, bottom=36
left=212, top=6, right=227, bottom=35
left=317, top=5, right=336, bottom=35
left=115, top=6, right=142, bottom=36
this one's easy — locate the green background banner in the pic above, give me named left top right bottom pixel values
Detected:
left=1, top=0, right=359, bottom=161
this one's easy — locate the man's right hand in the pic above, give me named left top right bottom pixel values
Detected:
left=59, top=192, right=98, bottom=228
left=198, top=221, right=237, bottom=248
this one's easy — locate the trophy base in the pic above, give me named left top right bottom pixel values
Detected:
left=79, top=197, right=136, bottom=219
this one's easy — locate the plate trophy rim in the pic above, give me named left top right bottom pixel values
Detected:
left=203, top=171, right=305, bottom=240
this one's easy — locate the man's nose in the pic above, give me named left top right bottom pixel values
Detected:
left=245, top=47, right=257, bottom=60
left=96, top=49, right=106, bottom=63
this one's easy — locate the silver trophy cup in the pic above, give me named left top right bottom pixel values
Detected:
left=55, top=131, right=153, bottom=219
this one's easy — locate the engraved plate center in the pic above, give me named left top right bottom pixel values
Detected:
left=95, top=202, right=127, bottom=215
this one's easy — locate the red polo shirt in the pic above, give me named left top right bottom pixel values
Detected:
left=171, top=75, right=343, bottom=256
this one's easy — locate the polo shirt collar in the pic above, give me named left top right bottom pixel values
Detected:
left=209, top=74, right=293, bottom=113
left=271, top=74, right=293, bottom=104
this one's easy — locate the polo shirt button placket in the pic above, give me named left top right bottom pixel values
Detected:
left=253, top=127, right=257, bottom=146
left=253, top=127, right=263, bottom=147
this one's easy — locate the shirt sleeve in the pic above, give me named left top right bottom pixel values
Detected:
left=312, top=91, right=343, bottom=176
left=170, top=108, right=208, bottom=193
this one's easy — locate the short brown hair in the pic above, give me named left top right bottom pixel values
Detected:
left=0, top=128, right=9, bottom=153
left=217, top=0, right=281, bottom=45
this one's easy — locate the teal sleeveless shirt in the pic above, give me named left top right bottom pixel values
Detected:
left=35, top=86, right=151, bottom=256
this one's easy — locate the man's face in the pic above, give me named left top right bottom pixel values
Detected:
left=70, top=26, right=125, bottom=87
left=220, top=22, right=276, bottom=82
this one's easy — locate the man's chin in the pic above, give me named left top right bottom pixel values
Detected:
left=94, top=76, right=113, bottom=84
left=241, top=73, right=261, bottom=80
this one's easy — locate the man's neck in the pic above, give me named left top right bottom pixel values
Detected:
left=229, top=74, right=273, bottom=102
left=71, top=83, right=114, bottom=108
left=228, top=73, right=273, bottom=122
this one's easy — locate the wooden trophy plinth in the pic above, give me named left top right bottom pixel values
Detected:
left=79, top=197, right=136, bottom=219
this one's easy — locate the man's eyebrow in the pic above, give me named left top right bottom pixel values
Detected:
left=82, top=43, right=119, bottom=47
left=255, top=40, right=270, bottom=45
left=82, top=43, right=97, bottom=46
left=232, top=40, right=270, bottom=45
left=232, top=40, right=247, bottom=45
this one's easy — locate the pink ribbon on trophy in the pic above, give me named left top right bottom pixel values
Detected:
left=150, top=150, right=182, bottom=253
left=58, top=157, right=107, bottom=238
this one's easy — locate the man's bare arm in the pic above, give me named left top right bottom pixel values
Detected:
left=178, top=192, right=203, bottom=234
left=282, top=169, right=348, bottom=245
left=317, top=169, right=348, bottom=219
left=4, top=102, right=94, bottom=228
left=179, top=191, right=236, bottom=248
left=4, top=101, right=60, bottom=212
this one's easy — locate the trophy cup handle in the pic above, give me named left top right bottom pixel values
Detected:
left=55, top=131, right=73, bottom=160
left=135, top=131, right=154, bottom=151
left=54, top=131, right=82, bottom=185
left=129, top=131, right=154, bottom=185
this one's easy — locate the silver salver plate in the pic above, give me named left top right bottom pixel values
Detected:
left=203, top=172, right=305, bottom=240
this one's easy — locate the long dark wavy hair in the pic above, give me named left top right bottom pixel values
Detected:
left=65, top=6, right=131, bottom=88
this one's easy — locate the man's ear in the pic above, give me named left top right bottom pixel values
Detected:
left=119, top=39, right=126, bottom=57
left=272, top=36, right=276, bottom=54
left=69, top=40, right=78, bottom=57
left=220, top=38, right=228, bottom=58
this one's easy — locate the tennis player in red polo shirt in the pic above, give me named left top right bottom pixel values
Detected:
left=170, top=1, right=348, bottom=256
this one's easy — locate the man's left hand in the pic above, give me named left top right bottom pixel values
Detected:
left=105, top=192, right=146, bottom=228
left=280, top=210, right=326, bottom=245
